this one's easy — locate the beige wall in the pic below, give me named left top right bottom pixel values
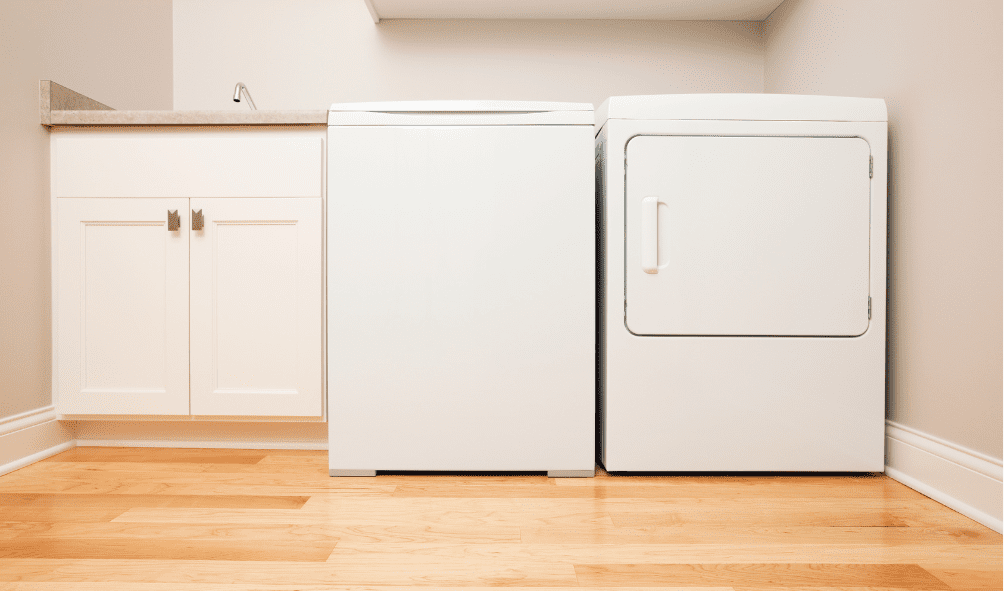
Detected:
left=178, top=0, right=1002, bottom=460
left=5, top=0, right=995, bottom=460
left=0, top=0, right=173, bottom=420
left=173, top=0, right=764, bottom=110
left=766, top=0, right=1003, bottom=458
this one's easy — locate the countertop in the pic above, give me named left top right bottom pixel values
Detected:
left=41, top=81, right=326, bottom=126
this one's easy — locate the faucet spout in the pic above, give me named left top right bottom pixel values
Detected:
left=233, top=82, right=257, bottom=110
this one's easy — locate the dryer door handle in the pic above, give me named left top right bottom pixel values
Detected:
left=641, top=196, right=663, bottom=274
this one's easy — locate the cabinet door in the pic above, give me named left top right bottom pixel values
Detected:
left=190, top=198, right=322, bottom=417
left=56, top=198, right=190, bottom=415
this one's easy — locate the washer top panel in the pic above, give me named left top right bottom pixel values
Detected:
left=329, top=100, right=593, bottom=113
left=329, top=100, right=593, bottom=126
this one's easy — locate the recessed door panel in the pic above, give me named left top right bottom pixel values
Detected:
left=626, top=136, right=871, bottom=336
left=190, top=198, right=322, bottom=417
left=57, top=198, right=190, bottom=415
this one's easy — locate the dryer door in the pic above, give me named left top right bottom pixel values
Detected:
left=625, top=135, right=871, bottom=337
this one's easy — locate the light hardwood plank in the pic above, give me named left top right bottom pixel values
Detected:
left=608, top=510, right=908, bottom=527
left=28, top=460, right=330, bottom=476
left=7, top=522, right=339, bottom=542
left=0, top=523, right=37, bottom=540
left=920, top=567, right=1003, bottom=590
left=604, top=496, right=979, bottom=528
left=112, top=505, right=616, bottom=528
left=303, top=495, right=979, bottom=529
left=573, top=563, right=950, bottom=588
left=394, top=481, right=922, bottom=499
left=9, top=522, right=519, bottom=544
left=0, top=559, right=578, bottom=586
left=323, top=542, right=1001, bottom=567
left=0, top=471, right=397, bottom=492
left=0, top=493, right=308, bottom=509
left=0, top=478, right=395, bottom=496
left=0, top=581, right=698, bottom=585
left=43, top=448, right=267, bottom=464
left=0, top=508, right=126, bottom=523
left=520, top=524, right=1003, bottom=546
left=302, top=495, right=944, bottom=511
left=255, top=455, right=330, bottom=466
left=0, top=539, right=335, bottom=561
left=553, top=476, right=922, bottom=498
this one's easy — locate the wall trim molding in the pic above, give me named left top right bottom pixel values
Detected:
left=886, top=420, right=1003, bottom=480
left=0, top=417, right=75, bottom=477
left=885, top=420, right=1003, bottom=533
left=0, top=439, right=75, bottom=477
left=75, top=439, right=326, bottom=450
left=0, top=405, right=57, bottom=436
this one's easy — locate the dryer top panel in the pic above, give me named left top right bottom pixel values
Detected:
left=329, top=100, right=594, bottom=126
left=596, top=94, right=887, bottom=126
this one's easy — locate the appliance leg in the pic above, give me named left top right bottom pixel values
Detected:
left=329, top=469, right=377, bottom=477
left=547, top=469, right=595, bottom=478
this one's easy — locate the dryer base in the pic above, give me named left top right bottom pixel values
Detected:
left=329, top=469, right=377, bottom=477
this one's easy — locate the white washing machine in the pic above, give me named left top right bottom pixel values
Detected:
left=327, top=101, right=595, bottom=477
left=596, top=94, right=887, bottom=472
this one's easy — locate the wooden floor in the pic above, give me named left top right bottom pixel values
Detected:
left=0, top=447, right=1000, bottom=590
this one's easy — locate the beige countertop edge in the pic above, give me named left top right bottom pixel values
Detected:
left=46, top=110, right=328, bottom=126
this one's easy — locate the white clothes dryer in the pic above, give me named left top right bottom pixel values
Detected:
left=596, top=94, right=887, bottom=472
left=327, top=101, right=595, bottom=477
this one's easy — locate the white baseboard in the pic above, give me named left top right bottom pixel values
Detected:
left=0, top=412, right=75, bottom=477
left=0, top=405, right=57, bottom=436
left=885, top=420, right=1003, bottom=533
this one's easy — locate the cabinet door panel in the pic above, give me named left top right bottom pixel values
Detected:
left=56, top=198, right=190, bottom=415
left=190, top=198, right=322, bottom=417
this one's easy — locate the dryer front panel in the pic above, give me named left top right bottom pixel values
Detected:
left=625, top=135, right=871, bottom=337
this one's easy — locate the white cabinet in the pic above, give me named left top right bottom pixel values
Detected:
left=190, top=198, right=322, bottom=417
left=52, top=130, right=324, bottom=418
left=56, top=199, right=191, bottom=415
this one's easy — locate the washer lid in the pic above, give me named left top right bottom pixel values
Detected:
left=328, top=100, right=593, bottom=126
left=597, top=93, right=887, bottom=126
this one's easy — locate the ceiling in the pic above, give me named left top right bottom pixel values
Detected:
left=362, top=0, right=786, bottom=22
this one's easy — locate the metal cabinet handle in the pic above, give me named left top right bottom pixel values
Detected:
left=168, top=210, right=180, bottom=232
left=192, top=209, right=204, bottom=231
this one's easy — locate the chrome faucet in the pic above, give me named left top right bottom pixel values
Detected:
left=233, top=82, right=257, bottom=110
